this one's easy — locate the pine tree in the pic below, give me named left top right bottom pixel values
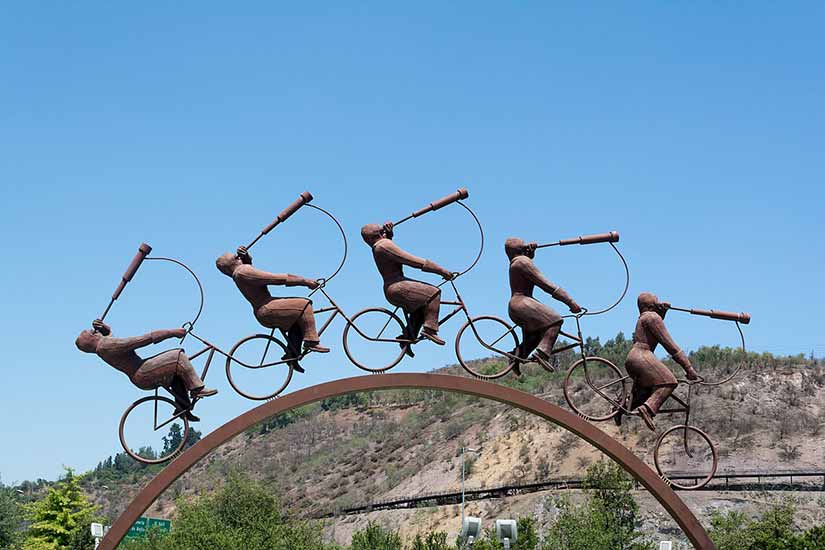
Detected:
left=0, top=482, right=23, bottom=548
left=23, top=467, right=97, bottom=550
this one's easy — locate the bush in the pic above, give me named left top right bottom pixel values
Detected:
left=350, top=522, right=402, bottom=550
left=708, top=500, right=825, bottom=550
left=120, top=474, right=334, bottom=550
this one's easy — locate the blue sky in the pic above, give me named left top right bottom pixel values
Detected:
left=1, top=3, right=823, bottom=483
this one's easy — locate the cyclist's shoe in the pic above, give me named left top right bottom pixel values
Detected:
left=174, top=407, right=201, bottom=423
left=304, top=342, right=330, bottom=353
left=632, top=405, right=656, bottom=431
left=190, top=387, right=218, bottom=399
left=612, top=407, right=623, bottom=426
left=396, top=332, right=416, bottom=357
left=509, top=352, right=522, bottom=377
left=530, top=350, right=555, bottom=372
left=281, top=351, right=305, bottom=373
left=420, top=328, right=446, bottom=346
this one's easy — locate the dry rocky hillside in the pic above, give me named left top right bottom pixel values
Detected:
left=82, top=340, right=825, bottom=546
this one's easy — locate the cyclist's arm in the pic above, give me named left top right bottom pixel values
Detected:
left=98, top=330, right=180, bottom=354
left=234, top=265, right=307, bottom=287
left=644, top=314, right=692, bottom=370
left=380, top=241, right=451, bottom=278
left=522, top=259, right=576, bottom=308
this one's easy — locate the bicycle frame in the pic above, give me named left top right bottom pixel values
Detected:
left=307, top=283, right=472, bottom=345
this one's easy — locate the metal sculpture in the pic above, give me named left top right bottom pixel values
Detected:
left=503, top=237, right=583, bottom=375
left=360, top=189, right=466, bottom=347
left=216, top=192, right=330, bottom=372
left=78, top=243, right=217, bottom=463
left=210, top=192, right=349, bottom=399
left=75, top=186, right=752, bottom=497
left=619, top=293, right=700, bottom=430
left=97, top=373, right=715, bottom=550
left=344, top=187, right=509, bottom=372
left=562, top=293, right=750, bottom=489
left=455, top=230, right=627, bottom=380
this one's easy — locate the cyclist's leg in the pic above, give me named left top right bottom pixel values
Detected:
left=406, top=308, right=425, bottom=340
left=645, top=383, right=678, bottom=416
left=176, top=353, right=217, bottom=397
left=259, top=298, right=327, bottom=351
left=284, top=325, right=304, bottom=357
left=519, top=329, right=540, bottom=358
left=535, top=323, right=562, bottom=358
left=169, top=376, right=188, bottom=407
left=133, top=351, right=184, bottom=390
left=421, top=288, right=441, bottom=334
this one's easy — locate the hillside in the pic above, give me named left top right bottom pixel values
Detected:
left=77, top=336, right=825, bottom=545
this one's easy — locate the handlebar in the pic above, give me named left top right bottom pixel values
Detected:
left=536, top=231, right=619, bottom=249
left=247, top=191, right=314, bottom=249
left=667, top=306, right=751, bottom=325
left=394, top=188, right=470, bottom=226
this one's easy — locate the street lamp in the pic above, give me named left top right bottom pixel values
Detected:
left=460, top=516, right=481, bottom=548
left=460, top=446, right=482, bottom=527
left=495, top=519, right=518, bottom=550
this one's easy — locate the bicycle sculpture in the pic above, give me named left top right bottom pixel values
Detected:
left=562, top=292, right=751, bottom=489
left=456, top=230, right=628, bottom=380
left=75, top=187, right=754, bottom=481
left=77, top=243, right=218, bottom=464
left=208, top=192, right=348, bottom=401
left=348, top=188, right=499, bottom=372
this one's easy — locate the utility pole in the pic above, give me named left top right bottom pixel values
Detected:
left=460, top=446, right=482, bottom=526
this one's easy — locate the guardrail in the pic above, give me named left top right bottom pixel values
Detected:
left=315, top=469, right=825, bottom=518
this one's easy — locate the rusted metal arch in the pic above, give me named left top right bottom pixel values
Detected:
left=100, top=373, right=714, bottom=549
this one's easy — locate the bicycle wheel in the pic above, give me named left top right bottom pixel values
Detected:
left=654, top=424, right=718, bottom=490
left=342, top=307, right=408, bottom=373
left=455, top=315, right=520, bottom=379
left=225, top=334, right=294, bottom=401
left=119, top=395, right=190, bottom=464
left=563, top=356, right=629, bottom=421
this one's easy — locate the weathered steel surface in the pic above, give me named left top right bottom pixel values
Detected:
left=100, top=373, right=714, bottom=550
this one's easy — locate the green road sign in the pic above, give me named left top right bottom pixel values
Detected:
left=126, top=516, right=172, bottom=539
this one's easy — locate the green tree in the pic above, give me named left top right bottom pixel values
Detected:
left=350, top=522, right=402, bottom=550
left=121, top=473, right=333, bottom=550
left=799, top=525, right=825, bottom=549
left=0, top=483, right=23, bottom=548
left=709, top=501, right=808, bottom=550
left=22, top=467, right=97, bottom=550
left=409, top=531, right=455, bottom=550
left=161, top=424, right=184, bottom=456
left=543, top=461, right=651, bottom=550
left=581, top=460, right=645, bottom=549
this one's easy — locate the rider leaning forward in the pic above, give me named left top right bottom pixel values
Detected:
left=505, top=238, right=582, bottom=376
left=361, top=221, right=454, bottom=354
left=618, top=292, right=700, bottom=430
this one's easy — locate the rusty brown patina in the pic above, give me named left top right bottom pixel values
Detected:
left=99, top=373, right=714, bottom=550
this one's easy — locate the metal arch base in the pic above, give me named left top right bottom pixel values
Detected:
left=100, top=373, right=714, bottom=550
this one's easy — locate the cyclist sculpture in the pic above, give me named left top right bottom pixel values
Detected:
left=504, top=237, right=582, bottom=375
left=216, top=255, right=328, bottom=373
left=360, top=220, right=455, bottom=350
left=75, top=321, right=217, bottom=421
left=616, top=292, right=700, bottom=430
